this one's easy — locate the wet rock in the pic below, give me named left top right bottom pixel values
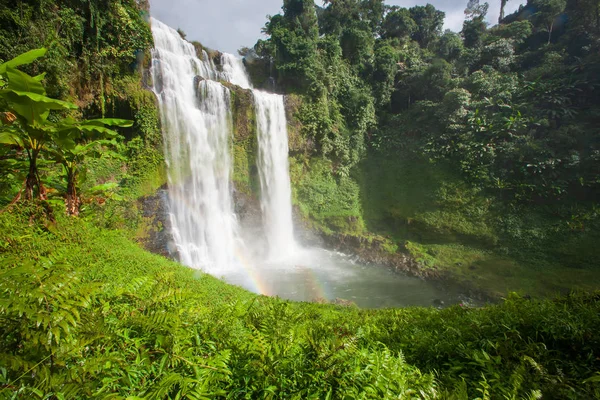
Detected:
left=138, top=186, right=179, bottom=260
left=333, top=298, right=356, bottom=307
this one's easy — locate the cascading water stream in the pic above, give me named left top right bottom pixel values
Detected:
left=151, top=18, right=238, bottom=272
left=219, top=54, right=297, bottom=258
left=151, top=17, right=296, bottom=271
left=254, top=91, right=296, bottom=259
left=221, top=53, right=253, bottom=89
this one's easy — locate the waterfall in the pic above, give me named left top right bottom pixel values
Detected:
left=254, top=91, right=297, bottom=259
left=221, top=53, right=252, bottom=89
left=151, top=18, right=238, bottom=272
left=220, top=51, right=297, bottom=258
left=220, top=50, right=297, bottom=257
left=151, top=17, right=296, bottom=271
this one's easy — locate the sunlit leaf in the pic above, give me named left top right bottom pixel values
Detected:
left=0, top=48, right=47, bottom=75
left=85, top=118, right=134, bottom=128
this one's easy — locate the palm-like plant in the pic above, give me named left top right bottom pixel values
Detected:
left=0, top=48, right=132, bottom=214
left=48, top=119, right=130, bottom=215
left=0, top=49, right=77, bottom=200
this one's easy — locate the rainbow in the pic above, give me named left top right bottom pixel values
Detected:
left=232, top=248, right=333, bottom=303
left=296, top=265, right=330, bottom=302
left=233, top=248, right=272, bottom=296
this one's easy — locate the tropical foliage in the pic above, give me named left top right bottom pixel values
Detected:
left=1, top=206, right=599, bottom=398
left=0, top=49, right=132, bottom=214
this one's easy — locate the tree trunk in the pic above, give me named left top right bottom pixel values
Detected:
left=66, top=171, right=80, bottom=216
left=24, top=150, right=47, bottom=201
left=24, top=151, right=38, bottom=201
left=499, top=0, right=507, bottom=24
left=548, top=21, right=553, bottom=44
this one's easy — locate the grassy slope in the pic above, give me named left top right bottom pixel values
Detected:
left=1, top=205, right=599, bottom=398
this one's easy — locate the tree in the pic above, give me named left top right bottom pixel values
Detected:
left=282, top=0, right=320, bottom=39
left=320, top=0, right=363, bottom=35
left=0, top=49, right=77, bottom=201
left=409, top=5, right=445, bottom=48
left=48, top=119, right=129, bottom=215
left=462, top=17, right=488, bottom=49
left=360, top=0, right=386, bottom=34
left=531, top=0, right=567, bottom=44
left=263, top=0, right=324, bottom=93
left=465, top=0, right=489, bottom=21
left=340, top=26, right=375, bottom=70
left=371, top=42, right=399, bottom=108
left=565, top=0, right=600, bottom=36
left=500, top=0, right=510, bottom=23
left=437, top=31, right=465, bottom=61
left=319, top=0, right=385, bottom=35
left=382, top=7, right=417, bottom=40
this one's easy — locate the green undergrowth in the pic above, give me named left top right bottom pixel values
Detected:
left=406, top=242, right=600, bottom=299
left=356, top=149, right=600, bottom=299
left=291, top=157, right=365, bottom=235
left=1, top=205, right=600, bottom=398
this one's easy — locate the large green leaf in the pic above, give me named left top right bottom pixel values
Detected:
left=55, top=123, right=120, bottom=139
left=52, top=132, right=77, bottom=150
left=1, top=89, right=76, bottom=109
left=1, top=66, right=67, bottom=125
left=6, top=66, right=46, bottom=95
left=84, top=118, right=134, bottom=128
left=0, top=131, right=24, bottom=147
left=1, top=89, right=77, bottom=125
left=32, top=73, right=47, bottom=82
left=77, top=125, right=121, bottom=137
left=0, top=48, right=47, bottom=75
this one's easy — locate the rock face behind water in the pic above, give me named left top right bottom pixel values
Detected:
left=139, top=186, right=178, bottom=259
left=320, top=232, right=427, bottom=278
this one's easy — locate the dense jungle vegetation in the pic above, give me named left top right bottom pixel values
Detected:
left=243, top=0, right=600, bottom=297
left=0, top=0, right=600, bottom=398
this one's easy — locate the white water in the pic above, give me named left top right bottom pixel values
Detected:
left=221, top=51, right=297, bottom=258
left=254, top=91, right=297, bottom=259
left=221, top=53, right=252, bottom=89
left=151, top=18, right=238, bottom=272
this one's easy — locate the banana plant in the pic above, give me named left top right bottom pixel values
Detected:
left=0, top=48, right=77, bottom=200
left=0, top=49, right=132, bottom=210
left=48, top=118, right=131, bottom=215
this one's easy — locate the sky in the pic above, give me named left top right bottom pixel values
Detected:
left=149, top=0, right=527, bottom=54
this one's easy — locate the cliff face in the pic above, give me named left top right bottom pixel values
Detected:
left=227, top=84, right=260, bottom=197
left=227, top=84, right=363, bottom=235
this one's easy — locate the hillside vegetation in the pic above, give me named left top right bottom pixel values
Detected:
left=243, top=0, right=600, bottom=296
left=1, top=206, right=600, bottom=398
